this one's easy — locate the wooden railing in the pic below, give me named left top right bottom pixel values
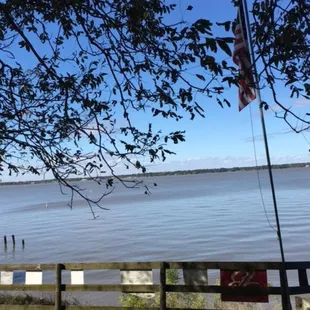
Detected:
left=1, top=261, right=310, bottom=310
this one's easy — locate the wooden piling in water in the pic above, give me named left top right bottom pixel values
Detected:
left=22, top=239, right=25, bottom=248
left=12, top=235, right=15, bottom=247
left=4, top=235, right=7, bottom=247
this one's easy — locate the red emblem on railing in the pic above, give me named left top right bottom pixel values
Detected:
left=220, top=270, right=268, bottom=303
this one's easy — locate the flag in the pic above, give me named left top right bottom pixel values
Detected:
left=233, top=4, right=256, bottom=111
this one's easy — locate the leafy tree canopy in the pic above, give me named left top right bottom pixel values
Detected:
left=0, top=0, right=308, bottom=213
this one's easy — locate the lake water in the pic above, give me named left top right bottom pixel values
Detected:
left=1, top=167, right=310, bottom=304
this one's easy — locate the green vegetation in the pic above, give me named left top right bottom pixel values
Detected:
left=1, top=161, right=309, bottom=186
left=126, top=162, right=310, bottom=178
left=0, top=293, right=80, bottom=306
left=120, top=272, right=282, bottom=310
left=0, top=278, right=282, bottom=309
left=120, top=269, right=207, bottom=309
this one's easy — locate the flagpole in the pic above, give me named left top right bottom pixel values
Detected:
left=240, top=1, right=291, bottom=309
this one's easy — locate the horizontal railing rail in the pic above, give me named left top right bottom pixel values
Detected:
left=0, top=261, right=309, bottom=310
left=2, top=261, right=310, bottom=271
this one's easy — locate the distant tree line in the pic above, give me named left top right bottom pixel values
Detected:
left=1, top=161, right=308, bottom=186
left=127, top=162, right=310, bottom=177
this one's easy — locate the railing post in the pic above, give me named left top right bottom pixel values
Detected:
left=160, top=262, right=167, bottom=310
left=55, top=264, right=62, bottom=310
left=279, top=267, right=290, bottom=310
left=298, top=269, right=309, bottom=287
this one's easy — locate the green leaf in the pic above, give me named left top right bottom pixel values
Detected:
left=164, top=149, right=176, bottom=155
left=224, top=99, right=231, bottom=107
left=195, top=102, right=204, bottom=112
left=217, top=39, right=232, bottom=56
left=217, top=98, right=223, bottom=108
left=216, top=21, right=231, bottom=31
left=196, top=74, right=206, bottom=81
left=153, top=109, right=160, bottom=117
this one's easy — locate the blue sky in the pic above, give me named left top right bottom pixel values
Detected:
left=122, top=0, right=310, bottom=174
left=2, top=0, right=310, bottom=182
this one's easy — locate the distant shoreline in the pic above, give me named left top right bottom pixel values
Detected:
left=0, top=162, right=309, bottom=187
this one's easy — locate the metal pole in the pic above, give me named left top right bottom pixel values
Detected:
left=240, top=1, right=291, bottom=309
left=257, top=90, right=291, bottom=310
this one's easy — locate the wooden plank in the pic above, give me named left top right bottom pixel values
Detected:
left=166, top=309, right=221, bottom=310
left=0, top=282, right=289, bottom=295
left=64, top=261, right=283, bottom=271
left=63, top=307, right=159, bottom=310
left=160, top=262, right=167, bottom=310
left=55, top=263, right=62, bottom=310
left=289, top=286, right=310, bottom=295
left=62, top=284, right=160, bottom=292
left=0, top=306, right=54, bottom=310
left=169, top=261, right=310, bottom=270
left=166, top=284, right=282, bottom=295
left=279, top=267, right=290, bottom=310
left=298, top=269, right=309, bottom=286
left=62, top=308, right=219, bottom=310
left=0, top=264, right=56, bottom=271
left=285, top=262, right=310, bottom=270
left=167, top=262, right=282, bottom=270
left=1, top=261, right=310, bottom=272
left=0, top=306, right=220, bottom=310
left=0, top=284, right=55, bottom=291
left=63, top=262, right=161, bottom=270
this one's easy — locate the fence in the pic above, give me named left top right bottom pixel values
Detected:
left=1, top=261, right=310, bottom=310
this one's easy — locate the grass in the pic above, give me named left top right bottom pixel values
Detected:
left=0, top=292, right=282, bottom=309
left=0, top=293, right=80, bottom=306
left=0, top=271, right=282, bottom=309
left=120, top=272, right=282, bottom=310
